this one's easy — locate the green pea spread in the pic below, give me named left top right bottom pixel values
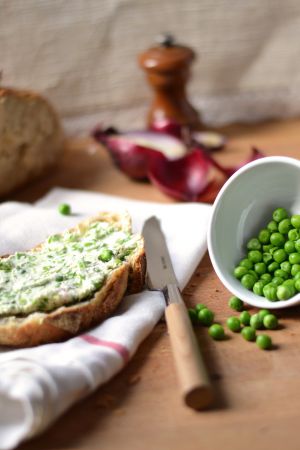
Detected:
left=0, top=221, right=139, bottom=316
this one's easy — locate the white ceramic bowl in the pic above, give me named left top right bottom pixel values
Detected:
left=207, top=156, right=300, bottom=309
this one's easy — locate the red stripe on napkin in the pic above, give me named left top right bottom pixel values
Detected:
left=80, top=334, right=130, bottom=364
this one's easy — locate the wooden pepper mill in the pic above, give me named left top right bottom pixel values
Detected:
left=138, top=34, right=202, bottom=130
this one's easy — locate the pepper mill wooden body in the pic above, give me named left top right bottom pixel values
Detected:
left=138, top=35, right=202, bottom=130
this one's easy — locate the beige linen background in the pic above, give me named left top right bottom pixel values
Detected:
left=1, top=0, right=300, bottom=133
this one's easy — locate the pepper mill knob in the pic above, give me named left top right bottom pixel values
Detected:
left=138, top=34, right=202, bottom=130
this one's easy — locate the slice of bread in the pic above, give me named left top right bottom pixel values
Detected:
left=0, top=87, right=63, bottom=197
left=0, top=212, right=146, bottom=347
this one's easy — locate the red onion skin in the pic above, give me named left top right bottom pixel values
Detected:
left=193, top=145, right=264, bottom=178
left=148, top=150, right=211, bottom=201
left=93, top=131, right=162, bottom=179
left=92, top=125, right=264, bottom=203
left=149, top=119, right=187, bottom=140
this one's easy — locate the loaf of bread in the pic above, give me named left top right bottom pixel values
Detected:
left=0, top=87, right=63, bottom=196
left=0, top=212, right=146, bottom=347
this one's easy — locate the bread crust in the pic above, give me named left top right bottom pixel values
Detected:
left=0, top=212, right=145, bottom=347
left=0, top=86, right=63, bottom=197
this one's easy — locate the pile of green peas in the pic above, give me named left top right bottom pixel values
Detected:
left=188, top=296, right=277, bottom=350
left=234, top=207, right=300, bottom=301
left=227, top=296, right=276, bottom=349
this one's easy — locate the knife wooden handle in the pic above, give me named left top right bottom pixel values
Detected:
left=165, top=301, right=214, bottom=410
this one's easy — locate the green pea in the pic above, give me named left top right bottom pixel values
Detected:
left=227, top=317, right=241, bottom=332
left=233, top=266, right=248, bottom=279
left=253, top=280, right=265, bottom=296
left=58, top=203, right=71, bottom=215
left=228, top=296, right=244, bottom=311
left=295, top=239, right=300, bottom=252
left=288, top=229, right=300, bottom=241
left=263, top=253, right=273, bottom=264
left=195, top=303, right=206, bottom=312
left=280, top=261, right=291, bottom=273
left=267, top=220, right=278, bottom=232
left=263, top=314, right=278, bottom=330
left=277, top=284, right=294, bottom=300
left=263, top=244, right=274, bottom=252
left=269, top=246, right=279, bottom=255
left=248, top=269, right=259, bottom=281
left=284, top=240, right=295, bottom=254
left=274, top=269, right=289, bottom=280
left=278, top=218, right=291, bottom=234
left=258, top=229, right=270, bottom=244
left=188, top=309, right=198, bottom=324
left=258, top=309, right=270, bottom=320
left=254, top=262, right=266, bottom=275
left=294, top=272, right=300, bottom=281
left=291, top=264, right=300, bottom=277
left=248, top=250, right=263, bottom=263
left=289, top=253, right=300, bottom=265
left=273, top=249, right=287, bottom=264
left=198, top=308, right=214, bottom=326
left=250, top=313, right=264, bottom=329
left=273, top=207, right=288, bottom=223
left=98, top=248, right=113, bottom=262
left=282, top=279, right=295, bottom=288
left=260, top=273, right=272, bottom=283
left=241, top=274, right=256, bottom=290
left=263, top=283, right=278, bottom=301
left=272, top=276, right=284, bottom=287
left=240, top=311, right=251, bottom=326
left=291, top=214, right=300, bottom=229
left=295, top=279, right=300, bottom=292
left=270, top=232, right=285, bottom=247
left=241, top=326, right=256, bottom=341
left=55, top=274, right=64, bottom=282
left=247, top=238, right=261, bottom=251
left=256, top=334, right=272, bottom=350
left=267, top=261, right=280, bottom=272
left=208, top=324, right=225, bottom=340
left=239, top=258, right=253, bottom=270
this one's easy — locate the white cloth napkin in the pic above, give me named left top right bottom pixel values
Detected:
left=0, top=188, right=211, bottom=449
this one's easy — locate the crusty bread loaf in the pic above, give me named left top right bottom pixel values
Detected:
left=0, top=87, right=63, bottom=197
left=0, top=212, right=146, bottom=347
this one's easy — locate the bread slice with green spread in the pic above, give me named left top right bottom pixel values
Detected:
left=0, top=212, right=145, bottom=347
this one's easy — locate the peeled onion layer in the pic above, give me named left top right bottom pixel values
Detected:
left=199, top=146, right=264, bottom=178
left=192, top=131, right=226, bottom=151
left=93, top=125, right=264, bottom=203
left=148, top=150, right=211, bottom=201
left=150, top=119, right=226, bottom=151
left=150, top=118, right=185, bottom=140
left=93, top=128, right=187, bottom=179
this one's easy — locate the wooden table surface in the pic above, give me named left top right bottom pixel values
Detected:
left=14, top=119, right=300, bottom=450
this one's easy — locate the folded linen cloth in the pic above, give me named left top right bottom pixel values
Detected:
left=0, top=187, right=211, bottom=449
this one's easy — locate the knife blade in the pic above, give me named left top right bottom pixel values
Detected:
left=142, top=216, right=213, bottom=410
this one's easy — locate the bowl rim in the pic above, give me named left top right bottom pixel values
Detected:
left=207, top=155, right=300, bottom=309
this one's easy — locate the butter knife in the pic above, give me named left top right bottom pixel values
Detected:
left=142, top=216, right=213, bottom=410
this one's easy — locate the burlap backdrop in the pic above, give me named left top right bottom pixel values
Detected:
left=1, top=0, right=300, bottom=132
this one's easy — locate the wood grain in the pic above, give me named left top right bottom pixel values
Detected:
left=12, top=119, right=300, bottom=450
left=165, top=301, right=213, bottom=410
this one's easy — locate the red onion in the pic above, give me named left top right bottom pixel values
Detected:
left=149, top=119, right=185, bottom=140
left=192, top=131, right=226, bottom=152
left=92, top=124, right=264, bottom=203
left=148, top=150, right=211, bottom=201
left=93, top=128, right=186, bottom=179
